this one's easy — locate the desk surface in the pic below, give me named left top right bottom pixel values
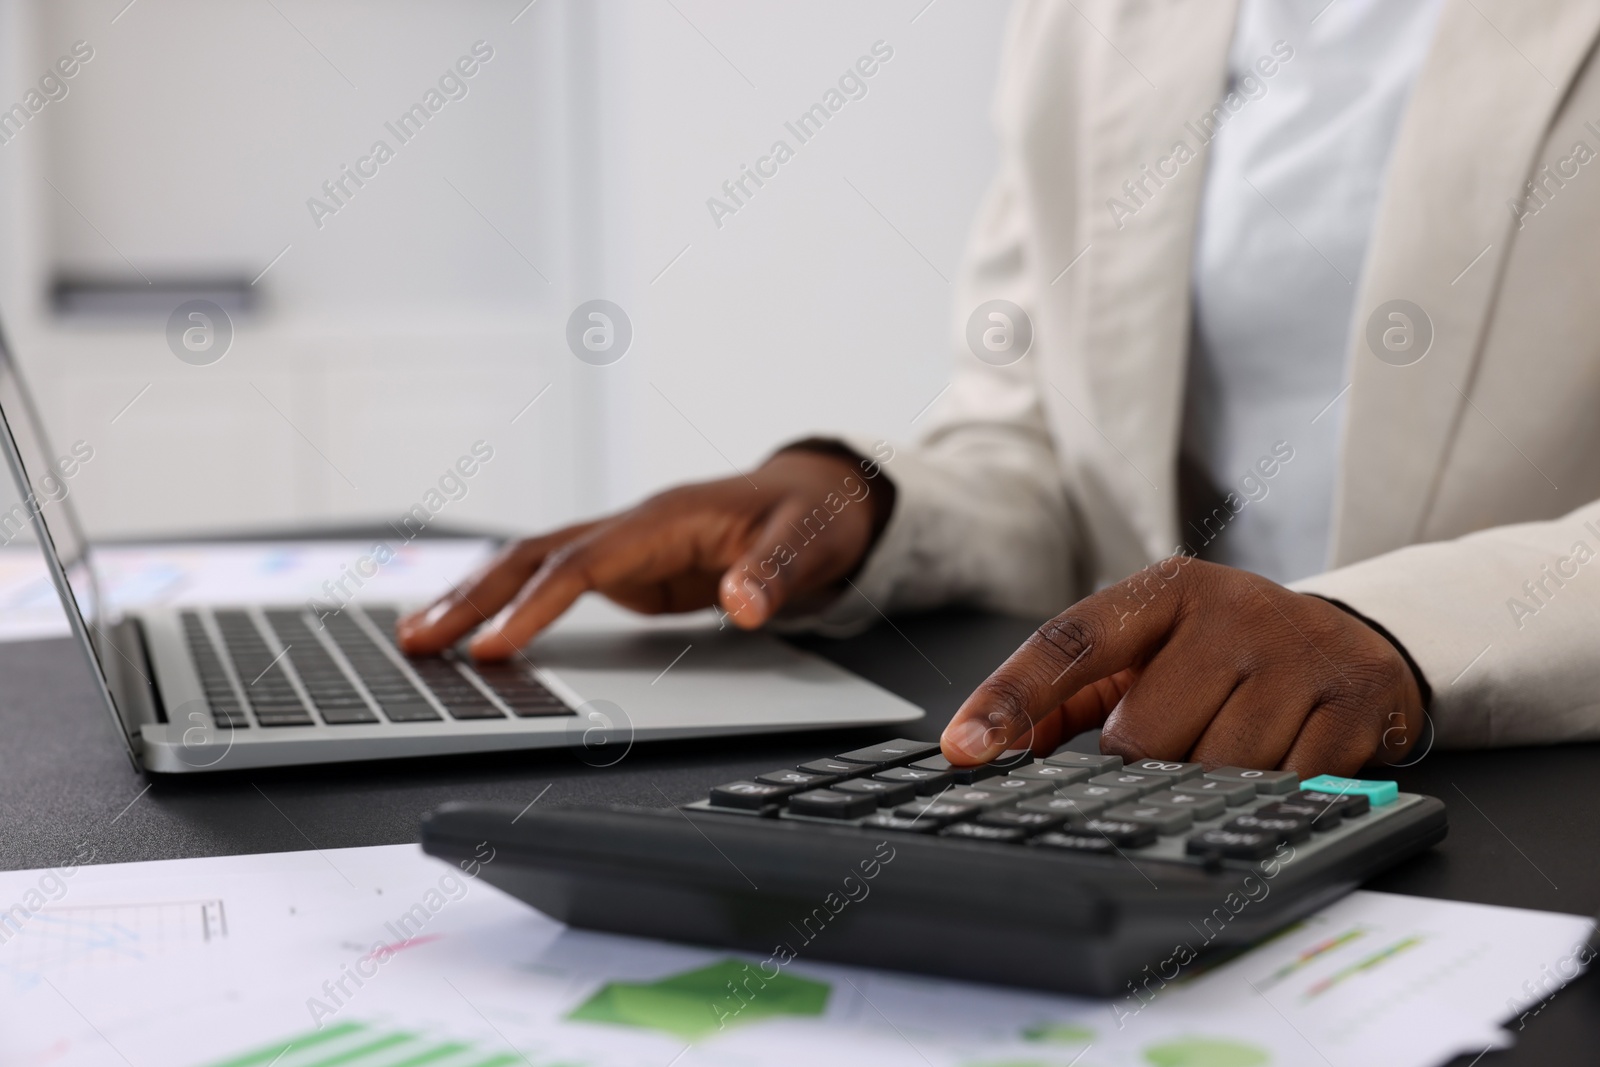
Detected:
left=1, top=603, right=1594, bottom=1064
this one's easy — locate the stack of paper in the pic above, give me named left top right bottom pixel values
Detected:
left=0, top=844, right=1589, bottom=1066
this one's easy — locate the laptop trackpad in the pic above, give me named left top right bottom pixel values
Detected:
left=524, top=595, right=920, bottom=730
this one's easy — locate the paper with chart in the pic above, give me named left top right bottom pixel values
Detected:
left=0, top=539, right=494, bottom=641
left=0, top=845, right=1591, bottom=1067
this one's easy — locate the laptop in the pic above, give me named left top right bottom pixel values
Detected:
left=0, top=324, right=923, bottom=774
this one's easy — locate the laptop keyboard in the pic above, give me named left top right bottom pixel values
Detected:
left=177, top=605, right=573, bottom=728
left=690, top=738, right=1404, bottom=865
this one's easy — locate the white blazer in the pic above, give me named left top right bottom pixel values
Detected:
left=817, top=0, right=1600, bottom=749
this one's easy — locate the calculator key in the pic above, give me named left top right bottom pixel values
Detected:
left=940, top=822, right=1028, bottom=843
left=1103, top=803, right=1194, bottom=835
left=941, top=788, right=1011, bottom=808
left=1174, top=777, right=1258, bottom=806
left=832, top=778, right=917, bottom=806
left=1186, top=828, right=1281, bottom=861
left=1031, top=832, right=1118, bottom=854
left=1225, top=813, right=1311, bottom=844
left=708, top=780, right=791, bottom=810
left=873, top=767, right=955, bottom=794
left=755, top=770, right=838, bottom=790
left=1088, top=771, right=1166, bottom=796
left=994, top=748, right=1038, bottom=770
left=834, top=739, right=941, bottom=767
left=860, top=812, right=939, bottom=834
left=1299, top=775, right=1398, bottom=807
left=1018, top=795, right=1102, bottom=821
left=1256, top=799, right=1341, bottom=832
left=1041, top=751, right=1123, bottom=772
left=1297, top=789, right=1371, bottom=818
left=1056, top=819, right=1158, bottom=849
left=799, top=759, right=861, bottom=778
left=1005, top=762, right=1093, bottom=786
left=971, top=776, right=1057, bottom=799
left=909, top=754, right=1005, bottom=783
left=1142, top=790, right=1227, bottom=820
left=891, top=800, right=980, bottom=826
left=786, top=789, right=878, bottom=819
left=1205, top=767, right=1299, bottom=795
left=1125, top=759, right=1203, bottom=781
left=977, top=809, right=1068, bottom=833
left=1056, top=782, right=1140, bottom=806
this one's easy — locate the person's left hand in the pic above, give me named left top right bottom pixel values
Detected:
left=939, top=558, right=1426, bottom=776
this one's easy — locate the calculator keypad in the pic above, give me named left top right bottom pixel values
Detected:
left=699, top=739, right=1405, bottom=869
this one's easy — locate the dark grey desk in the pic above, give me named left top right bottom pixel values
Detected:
left=1, top=588, right=1594, bottom=1064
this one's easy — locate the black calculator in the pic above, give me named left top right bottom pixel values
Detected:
left=421, top=738, right=1446, bottom=996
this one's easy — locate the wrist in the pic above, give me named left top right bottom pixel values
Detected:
left=1306, top=593, right=1433, bottom=766
left=1306, top=594, right=1434, bottom=710
left=773, top=437, right=897, bottom=546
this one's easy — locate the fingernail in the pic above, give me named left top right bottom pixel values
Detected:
left=422, top=602, right=452, bottom=627
left=945, top=719, right=995, bottom=761
left=722, top=581, right=767, bottom=624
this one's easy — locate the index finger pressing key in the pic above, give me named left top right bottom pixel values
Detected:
left=939, top=561, right=1190, bottom=764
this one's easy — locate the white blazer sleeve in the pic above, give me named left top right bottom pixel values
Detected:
left=1293, top=499, right=1600, bottom=748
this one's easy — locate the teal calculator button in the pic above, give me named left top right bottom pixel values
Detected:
left=1299, top=775, right=1399, bottom=807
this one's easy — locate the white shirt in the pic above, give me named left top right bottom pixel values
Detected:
left=1181, top=0, right=1445, bottom=583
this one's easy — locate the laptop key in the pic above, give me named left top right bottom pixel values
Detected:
left=709, top=780, right=792, bottom=810
left=786, top=789, right=878, bottom=819
left=832, top=778, right=917, bottom=806
left=380, top=702, right=443, bottom=722
left=255, top=713, right=314, bottom=727
left=834, top=739, right=942, bottom=767
left=507, top=702, right=570, bottom=719
left=443, top=703, right=504, bottom=720
left=317, top=705, right=379, bottom=725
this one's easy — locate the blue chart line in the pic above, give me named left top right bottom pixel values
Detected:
left=0, top=899, right=227, bottom=991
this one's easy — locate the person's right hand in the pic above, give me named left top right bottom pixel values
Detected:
left=395, top=447, right=892, bottom=660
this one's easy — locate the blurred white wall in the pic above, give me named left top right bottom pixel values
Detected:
left=0, top=0, right=1007, bottom=539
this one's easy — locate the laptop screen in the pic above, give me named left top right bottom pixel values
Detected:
left=0, top=320, right=137, bottom=768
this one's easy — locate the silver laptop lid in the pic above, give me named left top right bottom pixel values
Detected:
left=0, top=317, right=139, bottom=770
